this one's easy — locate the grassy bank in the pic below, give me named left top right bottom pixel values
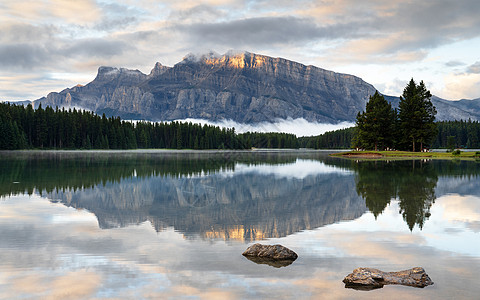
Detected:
left=331, top=150, right=480, bottom=159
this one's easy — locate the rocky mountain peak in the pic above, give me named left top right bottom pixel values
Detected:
left=92, top=66, right=147, bottom=86
left=179, top=51, right=272, bottom=70
left=96, top=66, right=119, bottom=78
left=148, top=62, right=170, bottom=77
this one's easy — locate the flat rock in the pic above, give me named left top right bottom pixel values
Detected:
left=343, top=267, right=434, bottom=290
left=242, top=243, right=298, bottom=261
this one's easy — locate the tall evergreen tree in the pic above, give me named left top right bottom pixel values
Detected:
left=398, top=79, right=437, bottom=151
left=354, top=91, right=396, bottom=151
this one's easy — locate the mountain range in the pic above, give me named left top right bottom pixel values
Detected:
left=31, top=51, right=480, bottom=123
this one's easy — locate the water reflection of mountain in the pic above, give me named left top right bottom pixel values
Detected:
left=0, top=151, right=366, bottom=240
left=53, top=170, right=365, bottom=241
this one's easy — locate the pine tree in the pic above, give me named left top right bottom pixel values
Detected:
left=176, top=124, right=182, bottom=149
left=398, top=79, right=437, bottom=151
left=354, top=91, right=396, bottom=151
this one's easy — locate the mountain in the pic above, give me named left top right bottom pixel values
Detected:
left=33, top=51, right=480, bottom=123
left=34, top=52, right=377, bottom=123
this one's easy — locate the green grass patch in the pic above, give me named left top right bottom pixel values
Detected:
left=332, top=150, right=479, bottom=159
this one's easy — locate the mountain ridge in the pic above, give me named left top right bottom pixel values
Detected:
left=30, top=51, right=480, bottom=123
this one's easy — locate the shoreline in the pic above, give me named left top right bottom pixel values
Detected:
left=331, top=150, right=480, bottom=160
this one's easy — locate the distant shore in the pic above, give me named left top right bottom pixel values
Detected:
left=332, top=150, right=480, bottom=159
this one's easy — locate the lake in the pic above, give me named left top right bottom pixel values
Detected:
left=0, top=150, right=479, bottom=299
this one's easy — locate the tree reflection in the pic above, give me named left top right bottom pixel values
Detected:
left=0, top=151, right=298, bottom=198
left=355, top=161, right=397, bottom=219
left=353, top=160, right=437, bottom=230
left=396, top=161, right=437, bottom=230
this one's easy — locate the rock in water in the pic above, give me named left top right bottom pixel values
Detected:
left=343, top=267, right=434, bottom=290
left=242, top=243, right=298, bottom=260
left=243, top=256, right=295, bottom=268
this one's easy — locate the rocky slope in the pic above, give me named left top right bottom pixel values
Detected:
left=33, top=51, right=480, bottom=123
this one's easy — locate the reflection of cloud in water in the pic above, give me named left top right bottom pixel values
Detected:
left=327, top=196, right=480, bottom=257
left=226, top=159, right=352, bottom=179
left=4, top=270, right=101, bottom=299
left=437, top=194, right=480, bottom=230
left=1, top=193, right=480, bottom=299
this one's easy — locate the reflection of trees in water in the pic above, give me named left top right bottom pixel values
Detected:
left=397, top=161, right=437, bottom=230
left=353, top=160, right=437, bottom=230
left=0, top=151, right=302, bottom=198
left=355, top=161, right=398, bottom=218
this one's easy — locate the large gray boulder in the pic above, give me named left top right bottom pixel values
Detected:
left=242, top=243, right=298, bottom=261
left=343, top=267, right=434, bottom=290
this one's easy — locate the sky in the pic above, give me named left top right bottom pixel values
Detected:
left=1, top=0, right=480, bottom=102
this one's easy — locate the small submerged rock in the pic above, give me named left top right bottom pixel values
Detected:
left=343, top=267, right=434, bottom=290
left=242, top=243, right=298, bottom=267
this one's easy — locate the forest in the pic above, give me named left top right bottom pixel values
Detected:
left=1, top=102, right=480, bottom=150
left=300, top=120, right=480, bottom=150
left=0, top=103, right=296, bottom=150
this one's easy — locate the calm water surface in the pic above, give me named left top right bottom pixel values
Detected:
left=0, top=150, right=479, bottom=299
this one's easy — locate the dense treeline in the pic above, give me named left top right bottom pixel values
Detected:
left=2, top=102, right=480, bottom=151
left=299, top=120, right=480, bottom=150
left=432, top=120, right=480, bottom=149
left=298, top=127, right=355, bottom=149
left=0, top=103, right=301, bottom=150
left=238, top=132, right=299, bottom=149
left=0, top=102, right=244, bottom=150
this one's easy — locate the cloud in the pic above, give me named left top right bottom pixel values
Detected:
left=442, top=72, right=480, bottom=100
left=179, top=16, right=371, bottom=48
left=0, top=23, right=57, bottom=43
left=62, top=39, right=132, bottom=58
left=2, top=0, right=480, bottom=100
left=2, top=0, right=101, bottom=25
left=294, top=0, right=480, bottom=64
left=94, top=16, right=138, bottom=32
left=0, top=38, right=132, bottom=72
left=171, top=4, right=226, bottom=23
left=93, top=3, right=142, bottom=32
left=0, top=44, right=51, bottom=68
left=466, top=61, right=480, bottom=74
left=445, top=61, right=466, bottom=68
left=0, top=73, right=92, bottom=100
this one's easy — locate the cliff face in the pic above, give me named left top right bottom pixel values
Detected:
left=34, top=52, right=376, bottom=123
left=144, top=52, right=376, bottom=122
left=33, top=51, right=480, bottom=123
left=36, top=66, right=152, bottom=119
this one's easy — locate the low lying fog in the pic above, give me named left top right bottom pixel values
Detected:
left=177, top=118, right=354, bottom=137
